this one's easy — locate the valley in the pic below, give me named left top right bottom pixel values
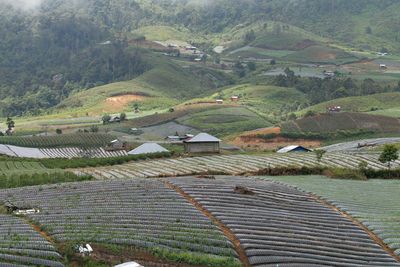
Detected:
left=1, top=1, right=400, bottom=266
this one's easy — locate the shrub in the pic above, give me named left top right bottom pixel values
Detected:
left=324, top=168, right=367, bottom=180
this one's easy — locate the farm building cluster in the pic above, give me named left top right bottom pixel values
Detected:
left=155, top=40, right=206, bottom=62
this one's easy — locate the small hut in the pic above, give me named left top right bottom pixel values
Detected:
left=184, top=133, right=221, bottom=153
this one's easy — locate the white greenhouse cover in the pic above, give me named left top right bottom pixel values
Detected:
left=128, top=143, right=169, bottom=155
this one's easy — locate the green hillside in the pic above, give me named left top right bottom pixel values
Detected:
left=300, top=92, right=400, bottom=115
left=208, top=84, right=309, bottom=117
left=177, top=106, right=272, bottom=137
left=52, top=55, right=233, bottom=117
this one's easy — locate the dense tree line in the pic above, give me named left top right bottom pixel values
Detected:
left=0, top=5, right=148, bottom=116
left=274, top=68, right=400, bottom=104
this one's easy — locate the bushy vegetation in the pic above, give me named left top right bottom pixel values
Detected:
left=151, top=247, right=241, bottom=267
left=258, top=129, right=376, bottom=141
left=0, top=133, right=115, bottom=148
left=0, top=172, right=92, bottom=189
left=40, top=152, right=171, bottom=169
left=273, top=68, right=400, bottom=105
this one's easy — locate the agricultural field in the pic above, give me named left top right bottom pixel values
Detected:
left=169, top=176, right=399, bottom=266
left=265, top=176, right=400, bottom=258
left=282, top=112, right=400, bottom=135
left=0, top=214, right=64, bottom=267
left=176, top=106, right=271, bottom=137
left=0, top=176, right=398, bottom=266
left=204, top=84, right=308, bottom=118
left=77, top=152, right=400, bottom=179
left=0, top=179, right=241, bottom=267
left=0, top=133, right=115, bottom=148
left=284, top=45, right=360, bottom=65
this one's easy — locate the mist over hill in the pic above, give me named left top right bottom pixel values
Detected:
left=1, top=0, right=400, bottom=116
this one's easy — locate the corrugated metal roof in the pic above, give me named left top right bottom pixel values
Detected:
left=277, top=145, right=310, bottom=153
left=185, top=133, right=221, bottom=143
left=128, top=143, right=169, bottom=155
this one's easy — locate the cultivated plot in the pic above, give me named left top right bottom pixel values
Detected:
left=0, top=214, right=64, bottom=267
left=0, top=179, right=239, bottom=266
left=168, top=176, right=400, bottom=266
left=264, top=176, right=400, bottom=258
left=78, top=153, right=400, bottom=179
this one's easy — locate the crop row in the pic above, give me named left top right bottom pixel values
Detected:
left=266, top=176, right=400, bottom=258
left=0, top=179, right=240, bottom=266
left=0, top=214, right=64, bottom=267
left=168, top=177, right=400, bottom=266
left=0, top=133, right=115, bottom=148
left=0, top=144, right=127, bottom=159
left=78, top=153, right=400, bottom=179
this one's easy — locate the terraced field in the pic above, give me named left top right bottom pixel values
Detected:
left=0, top=214, right=64, bottom=267
left=168, top=177, right=399, bottom=266
left=77, top=152, right=400, bottom=179
left=0, top=179, right=240, bottom=267
left=0, top=144, right=127, bottom=159
left=265, top=176, right=400, bottom=258
left=0, top=134, right=115, bottom=148
left=0, top=176, right=398, bottom=266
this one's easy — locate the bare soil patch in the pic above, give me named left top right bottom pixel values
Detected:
left=104, top=94, right=147, bottom=110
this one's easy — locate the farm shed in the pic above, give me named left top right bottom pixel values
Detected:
left=128, top=143, right=169, bottom=155
left=184, top=133, right=221, bottom=153
left=106, top=139, right=125, bottom=151
left=277, top=145, right=311, bottom=153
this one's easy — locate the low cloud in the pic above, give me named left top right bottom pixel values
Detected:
left=0, top=0, right=43, bottom=10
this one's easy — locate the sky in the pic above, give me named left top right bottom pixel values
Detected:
left=0, top=0, right=43, bottom=10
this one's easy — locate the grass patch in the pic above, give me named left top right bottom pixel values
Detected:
left=0, top=172, right=93, bottom=189
left=300, top=92, right=400, bottom=115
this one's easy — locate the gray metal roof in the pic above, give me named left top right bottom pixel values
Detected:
left=128, top=143, right=169, bottom=155
left=185, top=133, right=221, bottom=143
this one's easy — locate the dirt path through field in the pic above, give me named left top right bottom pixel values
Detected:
left=163, top=180, right=251, bottom=267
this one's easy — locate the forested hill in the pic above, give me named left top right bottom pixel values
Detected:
left=1, top=0, right=400, bottom=116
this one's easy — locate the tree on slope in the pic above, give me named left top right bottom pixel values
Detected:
left=315, top=149, right=326, bottom=165
left=6, top=117, right=15, bottom=136
left=379, top=145, right=399, bottom=170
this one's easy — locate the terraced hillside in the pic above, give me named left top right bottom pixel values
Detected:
left=77, top=152, right=400, bottom=179
left=0, top=177, right=398, bottom=266
left=168, top=177, right=399, bottom=266
left=266, top=176, right=400, bottom=258
left=0, top=179, right=240, bottom=267
left=0, top=214, right=64, bottom=267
